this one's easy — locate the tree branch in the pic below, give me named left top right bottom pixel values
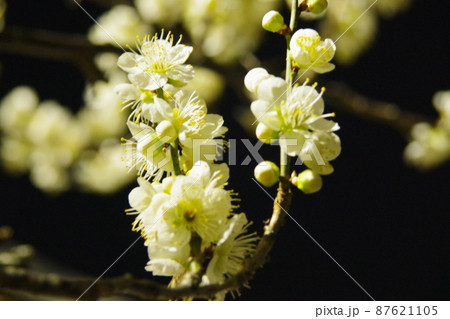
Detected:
left=0, top=181, right=292, bottom=300
left=325, top=82, right=432, bottom=137
left=0, top=27, right=122, bottom=82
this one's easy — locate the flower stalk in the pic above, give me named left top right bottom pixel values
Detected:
left=170, top=140, right=181, bottom=175
left=280, top=0, right=299, bottom=179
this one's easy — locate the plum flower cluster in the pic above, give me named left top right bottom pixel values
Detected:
left=128, top=162, right=256, bottom=286
left=116, top=31, right=227, bottom=180
left=116, top=31, right=257, bottom=295
left=246, top=67, right=341, bottom=177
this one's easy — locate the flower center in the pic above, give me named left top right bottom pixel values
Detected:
left=184, top=209, right=196, bottom=222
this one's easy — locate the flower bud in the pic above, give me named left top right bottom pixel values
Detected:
left=155, top=120, right=177, bottom=143
left=262, top=10, right=285, bottom=33
left=304, top=0, right=328, bottom=15
left=256, top=122, right=279, bottom=144
left=254, top=161, right=280, bottom=187
left=296, top=169, right=322, bottom=194
left=244, top=67, right=270, bottom=94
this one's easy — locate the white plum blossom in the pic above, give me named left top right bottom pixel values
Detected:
left=246, top=68, right=341, bottom=174
left=122, top=90, right=227, bottom=180
left=290, top=28, right=336, bottom=73
left=130, top=161, right=232, bottom=245
left=127, top=161, right=255, bottom=279
left=123, top=121, right=174, bottom=181
left=117, top=31, right=194, bottom=91
left=203, top=213, right=257, bottom=284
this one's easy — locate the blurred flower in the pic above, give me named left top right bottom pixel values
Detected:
left=319, top=0, right=411, bottom=65
left=78, top=79, right=128, bottom=145
left=375, top=0, right=411, bottom=18
left=74, top=139, right=134, bottom=194
left=404, top=90, right=450, bottom=170
left=88, top=5, right=151, bottom=47
left=0, top=0, right=6, bottom=32
left=184, top=0, right=279, bottom=64
left=183, top=66, right=225, bottom=107
left=0, top=86, right=39, bottom=136
left=135, top=0, right=183, bottom=26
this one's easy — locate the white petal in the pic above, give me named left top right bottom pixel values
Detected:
left=279, top=131, right=306, bottom=157
left=168, top=64, right=195, bottom=82
left=311, top=63, right=335, bottom=74
left=117, top=52, right=139, bottom=73
left=129, top=186, right=150, bottom=210
left=188, top=161, right=211, bottom=185
left=210, top=163, right=230, bottom=187
left=303, top=160, right=334, bottom=175
left=151, top=97, right=173, bottom=123
left=145, top=258, right=184, bottom=276
left=308, top=118, right=339, bottom=131
left=256, top=77, right=287, bottom=102
left=169, top=45, right=193, bottom=65
left=114, top=83, right=140, bottom=100
left=250, top=100, right=270, bottom=119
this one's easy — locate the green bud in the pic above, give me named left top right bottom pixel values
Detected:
left=305, top=0, right=328, bottom=14
left=262, top=10, right=285, bottom=33
left=254, top=161, right=280, bottom=187
left=296, top=169, right=322, bottom=194
left=256, top=122, right=279, bottom=144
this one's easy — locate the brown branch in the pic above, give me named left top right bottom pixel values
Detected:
left=0, top=181, right=293, bottom=301
left=0, top=27, right=122, bottom=82
left=325, top=82, right=433, bottom=137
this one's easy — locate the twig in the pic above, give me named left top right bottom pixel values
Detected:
left=0, top=27, right=121, bottom=82
left=325, top=82, right=432, bottom=137
left=0, top=180, right=292, bottom=300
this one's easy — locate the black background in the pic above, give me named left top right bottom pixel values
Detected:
left=1, top=1, right=449, bottom=300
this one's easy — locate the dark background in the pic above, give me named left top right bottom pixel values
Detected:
left=1, top=1, right=449, bottom=300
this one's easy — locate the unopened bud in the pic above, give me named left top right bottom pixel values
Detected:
left=304, top=0, right=328, bottom=14
left=244, top=67, right=270, bottom=94
left=296, top=169, right=322, bottom=194
left=256, top=122, right=279, bottom=144
left=262, top=10, right=285, bottom=33
left=254, top=161, right=280, bottom=187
